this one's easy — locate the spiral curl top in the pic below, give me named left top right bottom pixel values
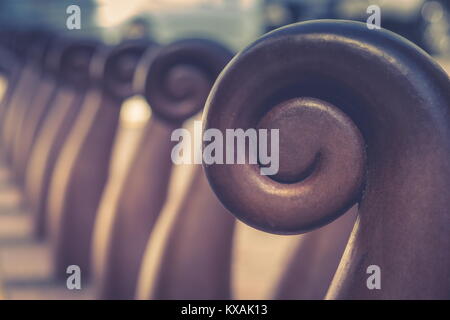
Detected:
left=203, top=20, right=450, bottom=298
left=98, top=40, right=157, bottom=100
left=137, top=38, right=233, bottom=123
left=55, top=40, right=98, bottom=89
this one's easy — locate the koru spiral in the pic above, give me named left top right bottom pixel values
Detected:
left=203, top=20, right=450, bottom=299
left=137, top=38, right=233, bottom=123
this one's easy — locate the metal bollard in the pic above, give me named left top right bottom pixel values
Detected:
left=25, top=39, right=99, bottom=239
left=94, top=39, right=232, bottom=300
left=202, top=20, right=450, bottom=299
left=46, top=40, right=153, bottom=283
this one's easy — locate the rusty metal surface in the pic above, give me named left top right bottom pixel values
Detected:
left=97, top=39, right=232, bottom=299
left=203, top=20, right=450, bottom=299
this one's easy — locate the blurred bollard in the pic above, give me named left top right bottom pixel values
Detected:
left=25, top=39, right=99, bottom=239
left=145, top=166, right=236, bottom=299
left=11, top=33, right=60, bottom=185
left=274, top=206, right=357, bottom=299
left=0, top=45, right=21, bottom=128
left=1, top=31, right=51, bottom=162
left=46, top=40, right=153, bottom=283
left=93, top=39, right=231, bottom=300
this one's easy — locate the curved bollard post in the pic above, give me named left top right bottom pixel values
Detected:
left=25, top=39, right=99, bottom=239
left=275, top=206, right=357, bottom=299
left=0, top=31, right=26, bottom=145
left=11, top=34, right=60, bottom=185
left=0, top=46, right=21, bottom=124
left=146, top=165, right=236, bottom=299
left=203, top=20, right=450, bottom=299
left=46, top=40, right=152, bottom=282
left=0, top=30, right=29, bottom=131
left=94, top=39, right=231, bottom=300
left=1, top=31, right=52, bottom=162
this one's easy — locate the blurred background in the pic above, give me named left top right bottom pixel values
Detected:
left=0, top=0, right=449, bottom=55
left=0, top=0, right=449, bottom=300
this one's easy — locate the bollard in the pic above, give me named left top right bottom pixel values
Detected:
left=25, top=39, right=99, bottom=239
left=1, top=31, right=52, bottom=162
left=203, top=20, right=450, bottom=299
left=147, top=165, right=236, bottom=300
left=11, top=34, right=61, bottom=185
left=275, top=206, right=357, bottom=299
left=0, top=45, right=21, bottom=125
left=46, top=40, right=153, bottom=283
left=94, top=39, right=231, bottom=300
